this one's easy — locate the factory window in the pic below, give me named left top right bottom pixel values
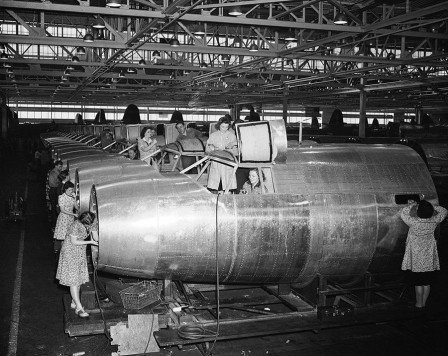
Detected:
left=395, top=194, right=421, bottom=205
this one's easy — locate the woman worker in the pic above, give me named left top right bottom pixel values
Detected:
left=138, top=126, right=158, bottom=166
left=400, top=199, right=447, bottom=309
left=240, top=168, right=267, bottom=194
left=56, top=212, right=99, bottom=318
left=206, top=116, right=238, bottom=193
left=53, top=181, right=77, bottom=253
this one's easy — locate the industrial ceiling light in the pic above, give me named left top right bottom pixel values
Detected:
left=76, top=46, right=86, bottom=55
left=200, top=62, right=208, bottom=68
left=387, top=52, right=396, bottom=60
left=71, top=55, right=80, bottom=62
left=127, top=67, right=137, bottom=74
left=0, top=43, right=5, bottom=52
left=222, top=54, right=231, bottom=62
left=83, top=33, right=94, bottom=43
left=106, top=0, right=121, bottom=8
left=152, top=50, right=161, bottom=59
left=284, top=30, right=296, bottom=41
left=139, top=59, right=146, bottom=65
left=229, top=6, right=242, bottom=16
left=118, top=71, right=125, bottom=78
left=3, top=62, right=11, bottom=68
left=334, top=12, right=348, bottom=25
left=233, top=37, right=242, bottom=48
left=0, top=52, right=8, bottom=60
left=92, top=17, right=105, bottom=29
left=170, top=38, right=180, bottom=47
left=193, top=23, right=206, bottom=36
left=64, top=68, right=71, bottom=75
left=249, top=43, right=259, bottom=52
left=66, top=64, right=75, bottom=71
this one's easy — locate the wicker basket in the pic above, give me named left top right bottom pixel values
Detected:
left=119, top=281, right=161, bottom=310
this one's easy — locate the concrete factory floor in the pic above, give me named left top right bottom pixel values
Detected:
left=1, top=139, right=448, bottom=356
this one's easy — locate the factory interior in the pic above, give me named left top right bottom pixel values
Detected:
left=1, top=0, right=448, bottom=355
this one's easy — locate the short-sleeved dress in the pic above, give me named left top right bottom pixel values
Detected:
left=401, top=204, right=447, bottom=284
left=138, top=137, right=157, bottom=164
left=53, top=193, right=75, bottom=241
left=56, top=220, right=90, bottom=287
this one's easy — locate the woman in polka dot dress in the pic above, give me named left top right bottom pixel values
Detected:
left=56, top=212, right=98, bottom=318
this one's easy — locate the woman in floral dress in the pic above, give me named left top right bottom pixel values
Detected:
left=56, top=211, right=98, bottom=318
left=401, top=199, right=447, bottom=309
left=53, top=181, right=77, bottom=253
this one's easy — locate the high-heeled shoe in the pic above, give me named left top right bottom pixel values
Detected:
left=75, top=307, right=89, bottom=318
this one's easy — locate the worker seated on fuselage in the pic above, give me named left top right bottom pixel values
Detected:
left=240, top=168, right=267, bottom=194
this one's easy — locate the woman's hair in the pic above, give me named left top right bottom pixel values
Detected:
left=248, top=168, right=265, bottom=188
left=63, top=181, right=74, bottom=191
left=140, top=126, right=150, bottom=139
left=140, top=126, right=156, bottom=139
left=54, top=159, right=63, bottom=167
left=215, top=116, right=231, bottom=130
left=58, top=169, right=70, bottom=182
left=417, top=200, right=434, bottom=219
left=79, top=211, right=96, bottom=225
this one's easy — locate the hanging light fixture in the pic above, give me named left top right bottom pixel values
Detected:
left=76, top=46, right=86, bottom=55
left=139, top=59, right=146, bottom=65
left=229, top=6, right=242, bottom=16
left=64, top=68, right=71, bottom=76
left=106, top=0, right=121, bottom=8
left=232, top=37, right=242, bottom=48
left=193, top=23, right=206, bottom=36
left=3, top=62, right=11, bottom=68
left=127, top=67, right=137, bottom=74
left=92, top=17, right=105, bottom=29
left=66, top=64, right=75, bottom=70
left=170, top=37, right=180, bottom=47
left=152, top=50, right=161, bottom=59
left=0, top=52, right=8, bottom=60
left=200, top=62, right=208, bottom=68
left=249, top=43, right=259, bottom=52
left=222, top=54, right=231, bottom=62
left=387, top=52, right=396, bottom=60
left=71, top=55, right=80, bottom=63
left=284, top=30, right=296, bottom=41
left=0, top=43, right=6, bottom=52
left=83, top=33, right=94, bottom=43
left=118, top=71, right=125, bottom=78
left=334, top=12, right=348, bottom=25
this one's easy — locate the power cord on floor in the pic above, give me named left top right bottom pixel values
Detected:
left=177, top=193, right=221, bottom=355
left=92, top=265, right=112, bottom=341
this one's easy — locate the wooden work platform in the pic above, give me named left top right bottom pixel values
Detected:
left=154, top=304, right=419, bottom=347
left=63, top=294, right=167, bottom=337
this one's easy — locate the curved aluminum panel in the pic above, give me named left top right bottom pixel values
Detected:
left=91, top=143, right=438, bottom=285
left=67, top=154, right=125, bottom=172
left=75, top=160, right=158, bottom=212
